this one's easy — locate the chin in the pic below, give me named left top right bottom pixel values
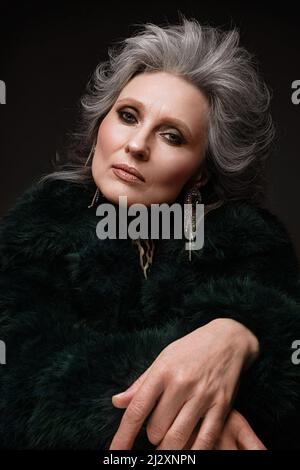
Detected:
left=99, top=180, right=144, bottom=207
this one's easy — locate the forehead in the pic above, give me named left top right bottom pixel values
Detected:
left=118, top=72, right=209, bottom=122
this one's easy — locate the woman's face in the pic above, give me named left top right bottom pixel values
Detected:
left=92, top=71, right=210, bottom=206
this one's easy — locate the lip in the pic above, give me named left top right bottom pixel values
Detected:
left=112, top=163, right=145, bottom=182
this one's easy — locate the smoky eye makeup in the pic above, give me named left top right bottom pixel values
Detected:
left=116, top=105, right=187, bottom=145
left=117, top=108, right=137, bottom=123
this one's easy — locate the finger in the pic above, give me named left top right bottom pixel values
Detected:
left=237, top=425, right=267, bottom=450
left=146, top=385, right=188, bottom=446
left=155, top=398, right=204, bottom=450
left=214, top=436, right=239, bottom=450
left=191, top=405, right=227, bottom=450
left=112, top=369, right=150, bottom=408
left=231, top=411, right=267, bottom=450
left=111, top=394, right=132, bottom=409
left=182, top=426, right=201, bottom=450
left=109, top=376, right=163, bottom=450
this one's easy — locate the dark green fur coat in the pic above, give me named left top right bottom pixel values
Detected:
left=0, top=178, right=300, bottom=450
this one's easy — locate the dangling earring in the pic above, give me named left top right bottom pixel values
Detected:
left=84, top=140, right=102, bottom=208
left=88, top=187, right=101, bottom=209
left=84, top=140, right=96, bottom=167
left=184, top=185, right=202, bottom=261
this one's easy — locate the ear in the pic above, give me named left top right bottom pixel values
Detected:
left=190, top=165, right=210, bottom=189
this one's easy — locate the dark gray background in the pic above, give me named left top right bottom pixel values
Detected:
left=0, top=1, right=299, bottom=258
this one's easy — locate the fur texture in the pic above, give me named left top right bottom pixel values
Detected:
left=0, top=178, right=300, bottom=449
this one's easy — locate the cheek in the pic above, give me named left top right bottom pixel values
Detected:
left=155, top=152, right=200, bottom=186
left=96, top=116, right=124, bottom=157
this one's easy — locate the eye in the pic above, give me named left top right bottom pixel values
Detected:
left=162, top=133, right=184, bottom=146
left=117, top=109, right=136, bottom=124
left=117, top=108, right=185, bottom=146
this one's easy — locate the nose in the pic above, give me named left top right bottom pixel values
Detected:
left=125, top=131, right=150, bottom=161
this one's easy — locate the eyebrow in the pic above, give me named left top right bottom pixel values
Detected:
left=116, top=97, right=193, bottom=140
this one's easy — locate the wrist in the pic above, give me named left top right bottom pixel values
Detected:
left=207, top=318, right=260, bottom=370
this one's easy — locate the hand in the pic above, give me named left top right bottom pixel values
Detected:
left=181, top=409, right=266, bottom=450
left=109, top=318, right=259, bottom=450
left=213, top=409, right=267, bottom=450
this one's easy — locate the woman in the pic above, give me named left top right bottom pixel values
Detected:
left=0, top=16, right=300, bottom=450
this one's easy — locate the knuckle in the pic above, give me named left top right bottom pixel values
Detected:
left=217, top=396, right=230, bottom=413
left=158, top=363, right=170, bottom=379
left=172, top=372, right=188, bottom=388
left=195, top=381, right=213, bottom=397
left=127, top=400, right=145, bottom=423
left=167, top=427, right=187, bottom=445
left=196, top=430, right=216, bottom=449
left=219, top=388, right=231, bottom=403
left=146, top=422, right=165, bottom=445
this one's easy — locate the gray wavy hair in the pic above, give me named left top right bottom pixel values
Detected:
left=40, top=13, right=276, bottom=206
